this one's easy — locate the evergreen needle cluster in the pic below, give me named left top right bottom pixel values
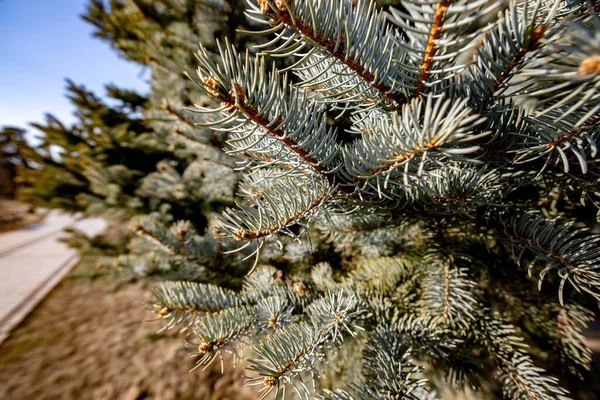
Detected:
left=140, top=0, right=600, bottom=398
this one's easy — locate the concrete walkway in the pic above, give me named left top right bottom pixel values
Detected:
left=0, top=210, right=106, bottom=343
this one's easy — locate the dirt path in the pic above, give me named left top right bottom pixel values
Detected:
left=0, top=271, right=258, bottom=400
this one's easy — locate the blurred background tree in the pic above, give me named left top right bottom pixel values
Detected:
left=16, top=80, right=169, bottom=215
left=0, top=126, right=31, bottom=198
left=9, top=0, right=253, bottom=276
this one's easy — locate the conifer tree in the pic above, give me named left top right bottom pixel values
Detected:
left=17, top=0, right=259, bottom=276
left=131, top=0, right=600, bottom=398
left=17, top=80, right=170, bottom=217
left=79, top=0, right=325, bottom=278
left=0, top=126, right=32, bottom=197
left=14, top=0, right=600, bottom=398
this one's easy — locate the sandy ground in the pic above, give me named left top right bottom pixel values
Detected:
left=0, top=269, right=258, bottom=400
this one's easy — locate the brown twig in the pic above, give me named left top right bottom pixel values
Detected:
left=413, top=0, right=450, bottom=98
left=267, top=5, right=404, bottom=106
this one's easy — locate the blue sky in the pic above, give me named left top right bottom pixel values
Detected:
left=0, top=0, right=148, bottom=134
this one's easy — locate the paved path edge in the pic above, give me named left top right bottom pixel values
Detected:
left=0, top=253, right=80, bottom=345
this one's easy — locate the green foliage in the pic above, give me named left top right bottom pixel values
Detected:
left=15, top=0, right=258, bottom=281
left=139, top=0, right=600, bottom=398
left=16, top=80, right=170, bottom=215
left=0, top=126, right=31, bottom=168
left=15, top=0, right=600, bottom=399
left=0, top=126, right=31, bottom=197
